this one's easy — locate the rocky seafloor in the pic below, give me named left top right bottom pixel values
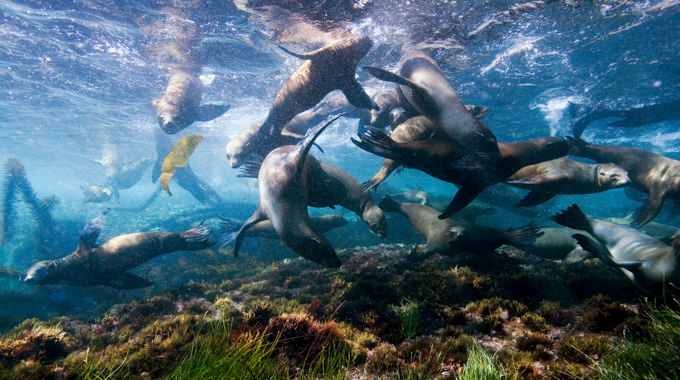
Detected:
left=0, top=240, right=679, bottom=379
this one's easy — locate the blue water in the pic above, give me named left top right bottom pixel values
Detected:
left=0, top=0, right=679, bottom=321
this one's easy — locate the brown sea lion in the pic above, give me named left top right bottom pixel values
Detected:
left=364, top=52, right=501, bottom=172
left=379, top=196, right=542, bottom=261
left=219, top=214, right=348, bottom=246
left=507, top=157, right=630, bottom=207
left=307, top=161, right=387, bottom=238
left=568, top=136, right=680, bottom=227
left=232, top=115, right=345, bottom=268
left=253, top=36, right=377, bottom=154
left=516, top=227, right=590, bottom=262
left=82, top=185, right=113, bottom=203
left=353, top=128, right=569, bottom=219
left=551, top=204, right=680, bottom=293
left=23, top=209, right=214, bottom=288
left=153, top=70, right=230, bottom=134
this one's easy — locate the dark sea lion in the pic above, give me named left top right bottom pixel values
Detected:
left=551, top=204, right=680, bottom=293
left=507, top=157, right=630, bottom=207
left=353, top=128, right=569, bottom=219
left=307, top=161, right=387, bottom=238
left=232, top=115, right=344, bottom=268
left=153, top=70, right=230, bottom=134
left=572, top=98, right=680, bottom=138
left=568, top=136, right=680, bottom=227
left=254, top=36, right=377, bottom=152
left=82, top=185, right=113, bottom=203
left=219, top=214, right=348, bottom=246
left=23, top=210, right=214, bottom=288
left=379, top=196, right=542, bottom=261
left=364, top=53, right=501, bottom=170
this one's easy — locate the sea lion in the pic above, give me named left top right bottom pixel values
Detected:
left=390, top=188, right=431, bottom=205
left=572, top=98, right=680, bottom=138
left=153, top=70, right=231, bottom=134
left=88, top=144, right=121, bottom=180
left=364, top=52, right=501, bottom=171
left=568, top=136, right=680, bottom=227
left=516, top=227, right=590, bottom=262
left=353, top=128, right=569, bottom=219
left=232, top=115, right=345, bottom=268
left=507, top=157, right=630, bottom=207
left=474, top=184, right=544, bottom=218
left=379, top=196, right=542, bottom=261
left=23, top=209, right=215, bottom=288
left=253, top=35, right=377, bottom=155
left=82, top=185, right=113, bottom=203
left=550, top=204, right=680, bottom=293
left=307, top=161, right=388, bottom=238
left=105, top=157, right=155, bottom=201
left=219, top=214, right=348, bottom=246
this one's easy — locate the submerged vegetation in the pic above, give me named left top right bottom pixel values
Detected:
left=0, top=243, right=676, bottom=379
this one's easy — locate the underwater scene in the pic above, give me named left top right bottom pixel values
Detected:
left=1, top=0, right=680, bottom=378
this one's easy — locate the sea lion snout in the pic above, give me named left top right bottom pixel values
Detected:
left=23, top=261, right=52, bottom=284
left=158, top=114, right=182, bottom=135
left=598, top=165, right=630, bottom=187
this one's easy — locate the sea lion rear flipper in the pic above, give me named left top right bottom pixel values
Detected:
left=633, top=193, right=664, bottom=228
left=439, top=187, right=484, bottom=220
left=505, top=222, right=544, bottom=246
left=351, top=127, right=400, bottom=160
left=181, top=222, right=215, bottom=250
left=219, top=217, right=242, bottom=248
left=78, top=208, right=110, bottom=250
left=342, top=80, right=378, bottom=110
left=197, top=104, right=231, bottom=122
left=549, top=204, right=594, bottom=234
left=516, top=191, right=556, bottom=208
left=233, top=210, right=266, bottom=258
left=562, top=248, right=593, bottom=264
left=106, top=273, right=154, bottom=289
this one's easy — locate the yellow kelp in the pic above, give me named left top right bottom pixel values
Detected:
left=160, top=135, right=204, bottom=195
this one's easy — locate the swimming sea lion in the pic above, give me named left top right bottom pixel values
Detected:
left=474, top=184, right=544, bottom=218
left=572, top=98, right=680, bottom=138
left=82, top=185, right=113, bottom=203
left=105, top=157, right=155, bottom=201
left=307, top=161, right=387, bottom=238
left=232, top=115, right=345, bottom=268
left=353, top=128, right=569, bottom=219
left=219, top=214, right=348, bottom=246
left=364, top=52, right=501, bottom=170
left=379, top=196, right=542, bottom=261
left=88, top=144, right=121, bottom=180
left=507, top=157, right=630, bottom=207
left=253, top=36, right=377, bottom=154
left=516, top=227, right=590, bottom=262
left=23, top=209, right=215, bottom=288
left=550, top=204, right=680, bottom=293
left=568, top=136, right=680, bottom=227
left=389, top=188, right=431, bottom=205
left=153, top=70, right=230, bottom=134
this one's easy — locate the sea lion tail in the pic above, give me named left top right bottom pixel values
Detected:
left=218, top=218, right=241, bottom=248
left=549, top=204, right=594, bottom=234
left=180, top=222, right=215, bottom=250
left=505, top=222, right=544, bottom=246
left=378, top=195, right=401, bottom=213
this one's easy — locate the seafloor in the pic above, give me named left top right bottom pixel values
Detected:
left=1, top=230, right=678, bottom=379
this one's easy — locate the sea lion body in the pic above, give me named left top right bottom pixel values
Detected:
left=255, top=36, right=376, bottom=154
left=24, top=212, right=214, bottom=288
left=365, top=53, right=501, bottom=168
left=110, top=157, right=154, bottom=190
left=518, top=227, right=587, bottom=261
left=507, top=157, right=630, bottom=207
left=568, top=137, right=680, bottom=227
left=82, top=185, right=113, bottom=203
left=232, top=116, right=344, bottom=268
left=153, top=71, right=230, bottom=134
left=551, top=204, right=680, bottom=292
left=307, top=161, right=387, bottom=238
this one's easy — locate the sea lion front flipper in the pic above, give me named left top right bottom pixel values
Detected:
left=281, top=130, right=305, bottom=139
left=363, top=66, right=420, bottom=89
left=571, top=233, right=619, bottom=267
left=238, top=160, right=263, bottom=179
left=516, top=191, right=556, bottom=208
left=78, top=208, right=110, bottom=250
left=562, top=248, right=593, bottom=264
left=342, top=80, right=378, bottom=110
left=633, top=192, right=665, bottom=228
left=291, top=113, right=346, bottom=180
left=233, top=210, right=267, bottom=258
left=277, top=44, right=313, bottom=60
left=439, top=187, right=484, bottom=220
left=197, top=104, right=231, bottom=122
left=106, top=273, right=154, bottom=289
left=219, top=217, right=242, bottom=248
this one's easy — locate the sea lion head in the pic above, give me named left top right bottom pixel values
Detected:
left=23, top=260, right=59, bottom=285
left=389, top=108, right=409, bottom=127
left=363, top=204, right=387, bottom=238
left=465, top=105, right=490, bottom=120
left=446, top=226, right=465, bottom=247
left=413, top=190, right=430, bottom=205
left=226, top=138, right=251, bottom=168
left=158, top=112, right=190, bottom=135
left=595, top=164, right=630, bottom=189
